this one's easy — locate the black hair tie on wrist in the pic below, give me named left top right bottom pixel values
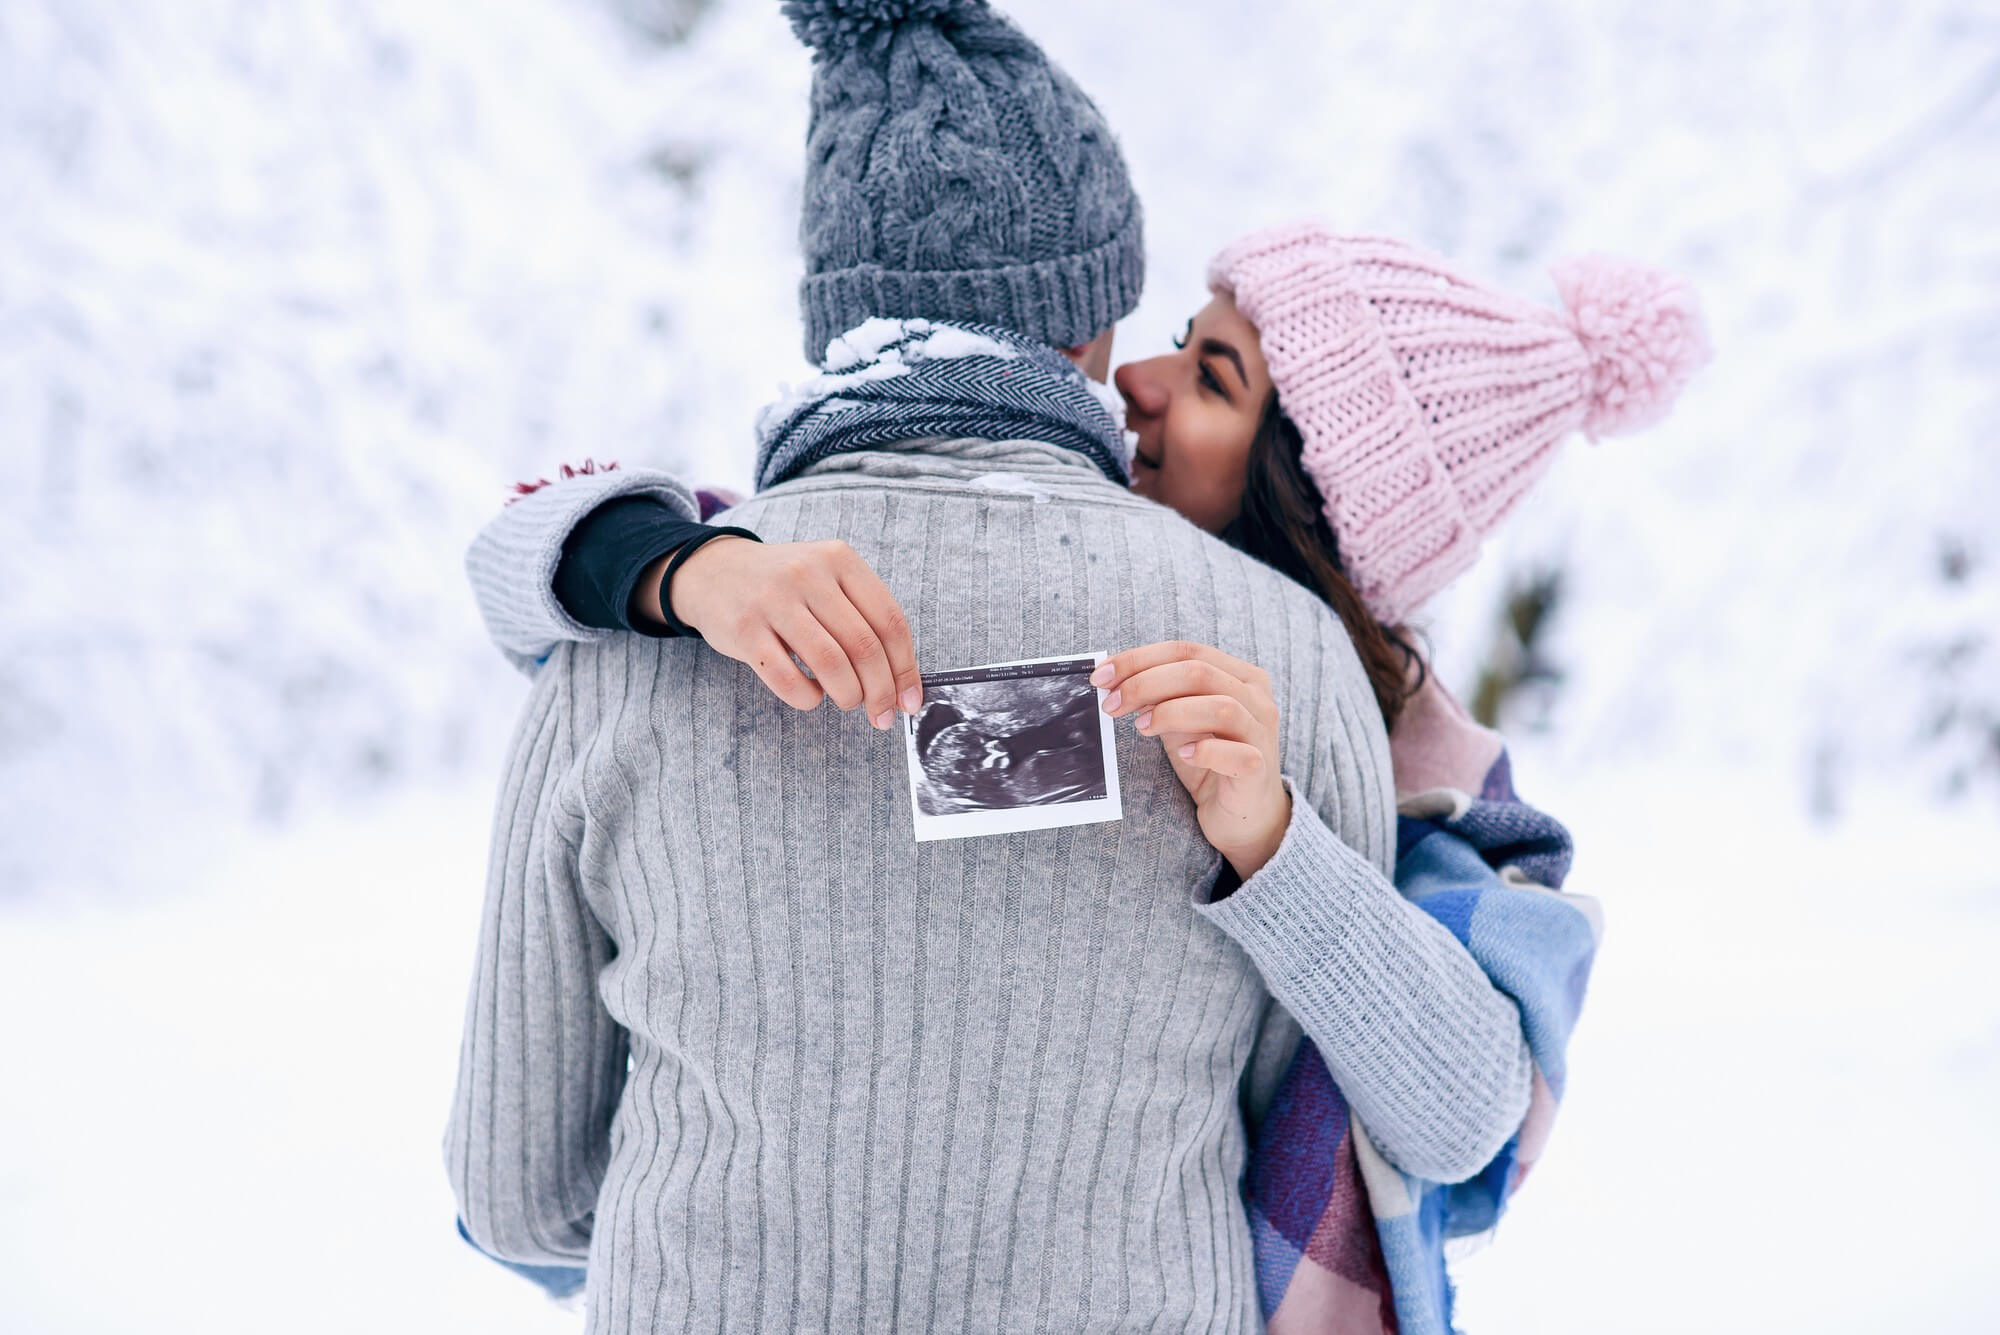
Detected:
left=657, top=526, right=761, bottom=640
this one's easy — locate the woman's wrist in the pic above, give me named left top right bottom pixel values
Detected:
left=552, top=496, right=712, bottom=635
left=656, top=530, right=761, bottom=639
left=628, top=549, right=676, bottom=632
left=1221, top=782, right=1293, bottom=882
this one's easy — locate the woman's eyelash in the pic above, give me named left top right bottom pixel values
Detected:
left=1173, top=322, right=1227, bottom=397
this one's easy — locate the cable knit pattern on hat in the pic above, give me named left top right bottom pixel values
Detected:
left=1209, top=223, right=1710, bottom=624
left=790, top=0, right=1145, bottom=361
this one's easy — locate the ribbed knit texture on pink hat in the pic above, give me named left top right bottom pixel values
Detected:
left=1208, top=222, right=1710, bottom=624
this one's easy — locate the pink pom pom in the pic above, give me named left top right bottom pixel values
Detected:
left=1550, top=254, right=1712, bottom=439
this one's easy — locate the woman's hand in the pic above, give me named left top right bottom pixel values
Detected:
left=1092, top=641, right=1291, bottom=878
left=645, top=538, right=923, bottom=729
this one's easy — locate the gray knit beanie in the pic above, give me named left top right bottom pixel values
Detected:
left=783, top=0, right=1146, bottom=363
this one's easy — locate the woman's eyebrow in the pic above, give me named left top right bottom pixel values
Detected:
left=1200, top=339, right=1249, bottom=391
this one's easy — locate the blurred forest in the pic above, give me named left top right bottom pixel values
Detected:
left=1, top=0, right=1993, bottom=891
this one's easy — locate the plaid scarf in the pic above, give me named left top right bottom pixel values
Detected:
left=1247, top=669, right=1601, bottom=1335
left=754, top=318, right=1134, bottom=492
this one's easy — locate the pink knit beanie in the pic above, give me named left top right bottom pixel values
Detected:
left=1207, top=222, right=1711, bottom=624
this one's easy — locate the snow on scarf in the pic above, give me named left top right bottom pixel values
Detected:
left=1248, top=667, right=1602, bottom=1335
left=753, top=318, right=1135, bottom=492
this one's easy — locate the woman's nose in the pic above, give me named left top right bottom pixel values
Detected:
left=1114, top=359, right=1169, bottom=419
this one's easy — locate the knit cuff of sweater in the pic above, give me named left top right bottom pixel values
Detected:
left=1192, top=774, right=1392, bottom=982
left=465, top=467, right=699, bottom=671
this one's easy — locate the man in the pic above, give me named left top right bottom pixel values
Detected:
left=447, top=3, right=1528, bottom=1330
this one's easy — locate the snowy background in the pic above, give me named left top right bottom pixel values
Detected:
left=3, top=0, right=1995, bottom=1330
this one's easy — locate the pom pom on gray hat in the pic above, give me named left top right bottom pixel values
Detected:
left=782, top=0, right=988, bottom=58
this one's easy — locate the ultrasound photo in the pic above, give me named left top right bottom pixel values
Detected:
left=902, top=653, right=1123, bottom=842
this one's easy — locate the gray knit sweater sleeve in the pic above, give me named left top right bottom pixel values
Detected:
left=444, top=664, right=624, bottom=1265
left=464, top=467, right=700, bottom=674
left=1196, top=774, right=1534, bottom=1184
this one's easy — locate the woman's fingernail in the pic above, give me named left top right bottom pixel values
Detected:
left=1179, top=742, right=1196, bottom=759
left=901, top=687, right=922, bottom=714
left=1136, top=709, right=1153, bottom=732
left=873, top=710, right=892, bottom=730
left=1104, top=688, right=1122, bottom=712
left=1090, top=662, right=1115, bottom=686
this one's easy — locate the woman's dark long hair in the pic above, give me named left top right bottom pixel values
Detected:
left=1217, top=393, right=1426, bottom=731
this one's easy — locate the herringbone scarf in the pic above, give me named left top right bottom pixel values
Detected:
left=754, top=318, right=1135, bottom=493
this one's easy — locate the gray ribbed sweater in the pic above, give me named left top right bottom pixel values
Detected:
left=449, top=438, right=1531, bottom=1333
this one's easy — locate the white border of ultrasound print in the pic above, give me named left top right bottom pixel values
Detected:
left=902, top=651, right=1123, bottom=843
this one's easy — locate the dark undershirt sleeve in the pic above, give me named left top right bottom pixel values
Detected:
left=1209, top=861, right=1244, bottom=902
left=552, top=496, right=717, bottom=637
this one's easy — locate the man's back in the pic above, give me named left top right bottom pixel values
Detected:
left=457, top=438, right=1396, bottom=1333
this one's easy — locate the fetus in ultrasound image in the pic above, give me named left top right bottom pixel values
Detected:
left=909, top=666, right=1108, bottom=817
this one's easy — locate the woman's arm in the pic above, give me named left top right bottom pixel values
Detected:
left=466, top=467, right=925, bottom=728
left=1095, top=641, right=1533, bottom=1184
left=549, top=493, right=730, bottom=636
left=465, top=466, right=700, bottom=672
left=1199, top=782, right=1533, bottom=1184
